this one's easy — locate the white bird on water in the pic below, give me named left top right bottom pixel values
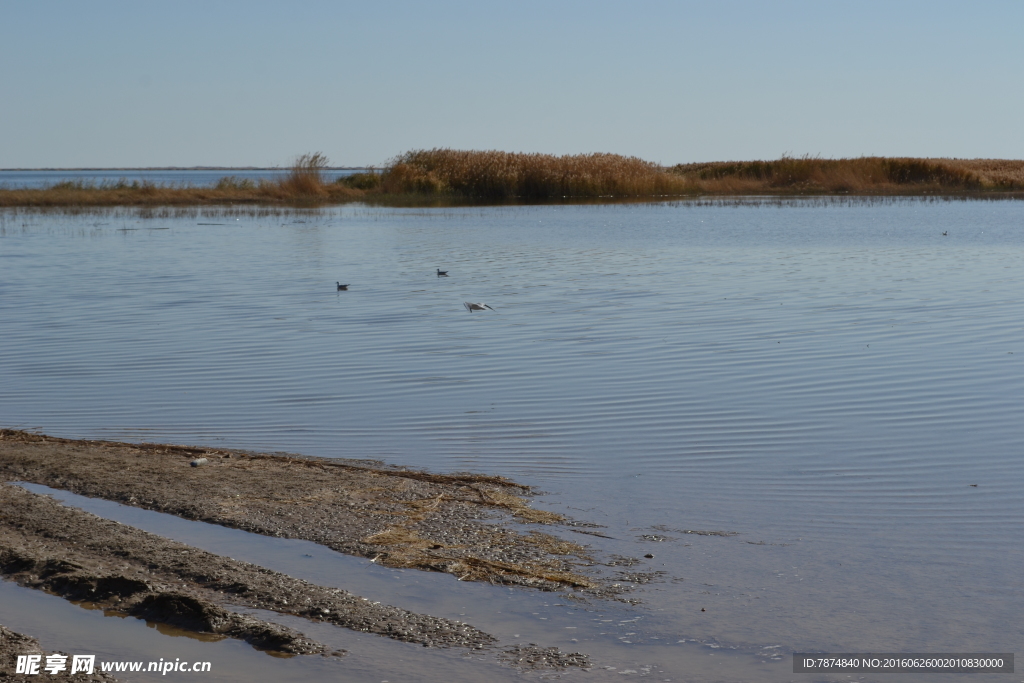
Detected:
left=464, top=302, right=494, bottom=313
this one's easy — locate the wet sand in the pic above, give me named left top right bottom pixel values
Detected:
left=0, top=430, right=594, bottom=671
left=0, top=483, right=487, bottom=651
left=0, top=430, right=596, bottom=590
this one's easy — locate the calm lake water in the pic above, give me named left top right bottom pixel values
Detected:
left=1, top=199, right=1022, bottom=681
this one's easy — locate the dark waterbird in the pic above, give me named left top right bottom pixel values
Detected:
left=336, top=282, right=349, bottom=291
left=437, top=269, right=448, bottom=276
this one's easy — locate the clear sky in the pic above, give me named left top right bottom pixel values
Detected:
left=2, top=1, right=1022, bottom=168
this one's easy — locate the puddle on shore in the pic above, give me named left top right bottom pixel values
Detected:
left=0, top=576, right=547, bottom=682
left=71, top=599, right=230, bottom=645
left=10, top=482, right=797, bottom=682
left=0, top=577, right=343, bottom=683
left=1, top=575, right=798, bottom=682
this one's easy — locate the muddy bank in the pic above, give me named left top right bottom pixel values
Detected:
left=0, top=430, right=596, bottom=591
left=0, top=623, right=119, bottom=682
left=0, top=483, right=492, bottom=652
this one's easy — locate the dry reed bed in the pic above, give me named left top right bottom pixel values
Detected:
left=930, top=158, right=1024, bottom=187
left=385, top=151, right=1024, bottom=198
left=0, top=153, right=364, bottom=207
left=4, top=151, right=1024, bottom=207
left=669, top=156, right=1024, bottom=194
left=380, top=149, right=691, bottom=199
left=0, top=183, right=360, bottom=207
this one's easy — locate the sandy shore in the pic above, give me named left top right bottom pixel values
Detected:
left=0, top=430, right=595, bottom=590
left=0, top=430, right=595, bottom=670
left=0, top=483, right=486, bottom=651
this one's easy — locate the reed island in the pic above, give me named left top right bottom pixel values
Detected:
left=3, top=151, right=1024, bottom=208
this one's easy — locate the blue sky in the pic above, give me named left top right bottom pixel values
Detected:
left=2, top=1, right=1022, bottom=167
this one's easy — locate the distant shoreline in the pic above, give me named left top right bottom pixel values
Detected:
left=0, top=166, right=370, bottom=172
left=2, top=151, right=1023, bottom=207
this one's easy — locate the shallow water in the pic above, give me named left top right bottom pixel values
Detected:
left=9, top=483, right=783, bottom=682
left=1, top=199, right=1022, bottom=681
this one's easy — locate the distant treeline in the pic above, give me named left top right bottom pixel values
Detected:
left=3, top=151, right=1023, bottom=207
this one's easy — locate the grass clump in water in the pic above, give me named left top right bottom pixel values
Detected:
left=277, top=152, right=329, bottom=197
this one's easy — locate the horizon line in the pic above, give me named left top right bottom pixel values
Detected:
left=0, top=166, right=374, bottom=172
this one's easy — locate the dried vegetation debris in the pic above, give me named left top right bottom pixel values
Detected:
left=0, top=430, right=595, bottom=591
left=499, top=644, right=590, bottom=670
left=0, top=483, right=492, bottom=651
left=613, top=570, right=667, bottom=585
left=604, top=555, right=643, bottom=568
left=637, top=534, right=675, bottom=543
left=649, top=524, right=738, bottom=537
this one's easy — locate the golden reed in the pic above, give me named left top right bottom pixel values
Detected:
left=0, top=153, right=360, bottom=207
left=380, top=150, right=1024, bottom=198
left=3, top=151, right=1022, bottom=207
